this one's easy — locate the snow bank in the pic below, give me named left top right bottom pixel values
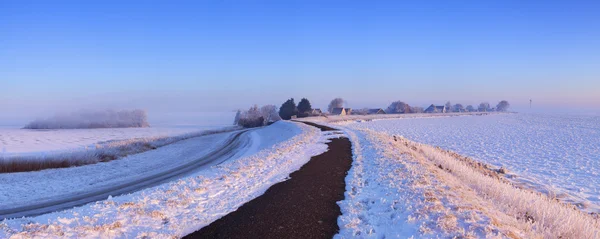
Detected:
left=24, top=109, right=149, bottom=129
left=0, top=121, right=330, bottom=238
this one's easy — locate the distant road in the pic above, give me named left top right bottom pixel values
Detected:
left=0, top=130, right=252, bottom=220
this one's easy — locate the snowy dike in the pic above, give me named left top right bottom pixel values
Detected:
left=2, top=114, right=600, bottom=238
left=0, top=121, right=329, bottom=238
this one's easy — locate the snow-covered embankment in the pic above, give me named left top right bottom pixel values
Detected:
left=334, top=125, right=600, bottom=238
left=0, top=121, right=329, bottom=238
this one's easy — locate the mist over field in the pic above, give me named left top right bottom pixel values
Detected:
left=23, top=109, right=149, bottom=129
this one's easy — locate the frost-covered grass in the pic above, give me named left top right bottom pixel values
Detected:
left=0, top=121, right=329, bottom=238
left=336, top=127, right=523, bottom=238
left=347, top=113, right=600, bottom=213
left=335, top=123, right=599, bottom=238
left=0, top=127, right=240, bottom=173
left=385, top=132, right=600, bottom=238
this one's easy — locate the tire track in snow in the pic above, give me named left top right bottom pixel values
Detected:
left=0, top=130, right=252, bottom=220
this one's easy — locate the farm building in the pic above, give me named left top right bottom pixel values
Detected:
left=424, top=104, right=446, bottom=113
left=331, top=108, right=352, bottom=116
left=368, top=108, right=386, bottom=114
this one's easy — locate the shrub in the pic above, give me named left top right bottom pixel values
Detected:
left=236, top=104, right=281, bottom=128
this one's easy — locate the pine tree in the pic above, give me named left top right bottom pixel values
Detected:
left=279, top=98, right=298, bottom=120
left=297, top=98, right=312, bottom=117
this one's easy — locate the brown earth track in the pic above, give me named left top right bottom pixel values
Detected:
left=185, top=121, right=352, bottom=239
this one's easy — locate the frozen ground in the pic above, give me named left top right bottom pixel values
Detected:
left=0, top=121, right=333, bottom=238
left=330, top=121, right=599, bottom=238
left=0, top=126, right=225, bottom=156
left=0, top=111, right=236, bottom=156
left=345, top=113, right=600, bottom=213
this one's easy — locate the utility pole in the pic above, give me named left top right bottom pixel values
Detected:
left=530, top=99, right=532, bottom=109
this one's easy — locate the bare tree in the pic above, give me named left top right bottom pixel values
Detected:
left=478, top=102, right=490, bottom=112
left=386, top=101, right=411, bottom=114
left=328, top=98, right=345, bottom=113
left=466, top=105, right=475, bottom=112
left=453, top=104, right=464, bottom=112
left=260, top=105, right=281, bottom=124
left=496, top=100, right=510, bottom=112
left=445, top=101, right=452, bottom=113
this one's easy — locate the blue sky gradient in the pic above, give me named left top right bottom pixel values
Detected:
left=2, top=0, right=599, bottom=123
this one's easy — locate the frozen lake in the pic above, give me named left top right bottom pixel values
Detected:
left=348, top=113, right=600, bottom=212
left=0, top=112, right=236, bottom=156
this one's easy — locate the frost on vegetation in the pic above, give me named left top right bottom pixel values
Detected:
left=24, top=109, right=150, bottom=129
left=0, top=122, right=325, bottom=238
left=346, top=113, right=600, bottom=213
left=234, top=105, right=281, bottom=128
left=352, top=127, right=600, bottom=238
left=0, top=126, right=240, bottom=173
left=336, top=129, right=509, bottom=238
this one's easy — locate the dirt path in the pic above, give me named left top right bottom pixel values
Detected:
left=185, top=122, right=352, bottom=239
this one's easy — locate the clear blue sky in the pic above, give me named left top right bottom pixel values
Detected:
left=2, top=0, right=599, bottom=123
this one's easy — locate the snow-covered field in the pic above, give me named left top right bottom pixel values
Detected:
left=0, top=121, right=334, bottom=238
left=0, top=111, right=236, bottom=156
left=334, top=126, right=599, bottom=238
left=0, top=126, right=226, bottom=156
left=344, top=113, right=600, bottom=213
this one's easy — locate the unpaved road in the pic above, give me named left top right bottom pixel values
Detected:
left=185, top=122, right=353, bottom=239
left=0, top=130, right=252, bottom=220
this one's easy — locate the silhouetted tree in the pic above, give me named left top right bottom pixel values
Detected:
left=328, top=98, right=345, bottom=113
left=478, top=102, right=490, bottom=112
left=453, top=104, right=465, bottom=112
left=496, top=100, right=510, bottom=112
left=386, top=101, right=411, bottom=113
left=297, top=98, right=312, bottom=117
left=279, top=98, right=298, bottom=120
left=466, top=105, right=475, bottom=112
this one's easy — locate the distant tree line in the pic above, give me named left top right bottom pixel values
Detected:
left=24, top=109, right=149, bottom=129
left=234, top=97, right=511, bottom=128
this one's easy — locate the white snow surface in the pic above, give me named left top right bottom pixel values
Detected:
left=334, top=125, right=512, bottom=238
left=0, top=132, right=232, bottom=208
left=0, top=121, right=330, bottom=238
left=344, top=113, right=600, bottom=213
left=0, top=126, right=223, bottom=156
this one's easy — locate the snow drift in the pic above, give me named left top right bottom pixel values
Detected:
left=24, top=109, right=150, bottom=129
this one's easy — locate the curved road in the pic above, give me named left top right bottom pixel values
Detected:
left=0, top=129, right=253, bottom=220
